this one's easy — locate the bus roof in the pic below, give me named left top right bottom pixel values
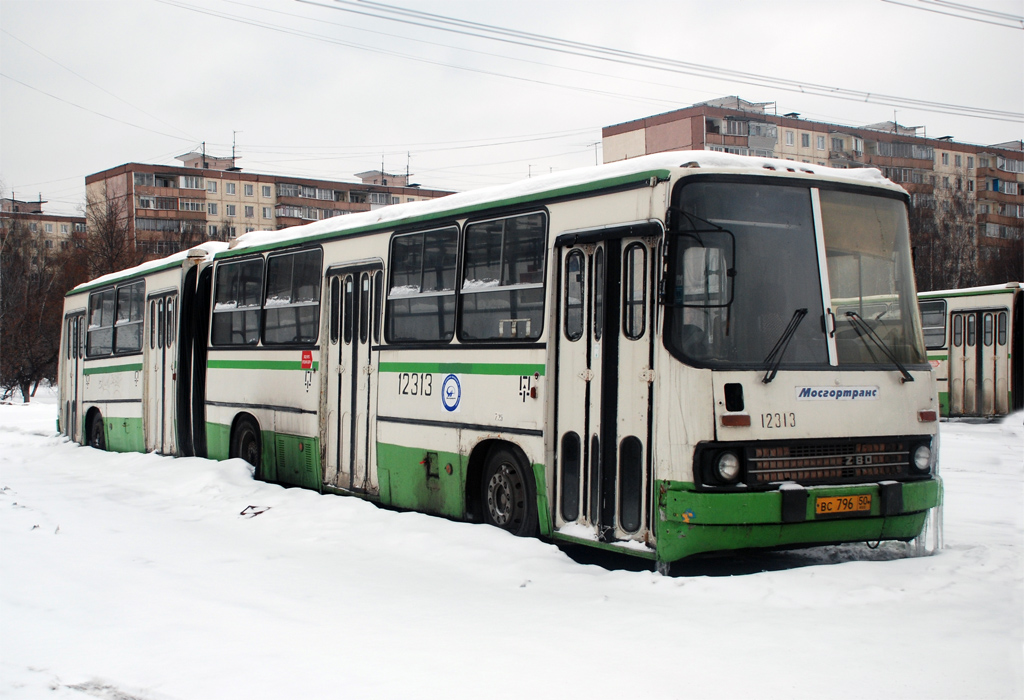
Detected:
left=217, top=150, right=901, bottom=258
left=919, top=282, right=1023, bottom=299
left=67, top=241, right=228, bottom=296
left=69, top=150, right=903, bottom=292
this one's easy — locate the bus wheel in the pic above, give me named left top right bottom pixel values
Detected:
left=232, top=417, right=262, bottom=478
left=88, top=412, right=106, bottom=451
left=481, top=446, right=537, bottom=537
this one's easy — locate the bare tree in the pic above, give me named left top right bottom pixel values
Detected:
left=84, top=192, right=144, bottom=277
left=911, top=188, right=979, bottom=291
left=0, top=218, right=86, bottom=402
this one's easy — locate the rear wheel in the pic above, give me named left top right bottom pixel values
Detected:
left=481, top=446, right=537, bottom=537
left=88, top=412, right=106, bottom=451
left=232, top=417, right=262, bottom=478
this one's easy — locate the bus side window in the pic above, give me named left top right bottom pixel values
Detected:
left=372, top=270, right=383, bottom=344
left=983, top=313, right=993, bottom=347
left=212, top=258, right=264, bottom=346
left=998, top=311, right=1007, bottom=346
left=157, top=299, right=165, bottom=349
left=114, top=280, right=145, bottom=354
left=344, top=275, right=354, bottom=345
left=564, top=249, right=584, bottom=341
left=87, top=288, right=115, bottom=356
left=263, top=248, right=323, bottom=345
left=623, top=243, right=646, bottom=340
left=594, top=247, right=604, bottom=341
left=166, top=297, right=175, bottom=348
left=953, top=314, right=963, bottom=347
left=359, top=272, right=370, bottom=343
left=150, top=300, right=157, bottom=349
left=385, top=227, right=458, bottom=343
left=967, top=314, right=976, bottom=347
left=918, top=300, right=946, bottom=349
left=330, top=276, right=340, bottom=344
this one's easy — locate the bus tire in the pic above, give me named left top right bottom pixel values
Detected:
left=88, top=411, right=106, bottom=451
left=232, top=416, right=262, bottom=478
left=481, top=445, right=537, bottom=537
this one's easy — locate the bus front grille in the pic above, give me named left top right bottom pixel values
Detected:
left=745, top=440, right=911, bottom=485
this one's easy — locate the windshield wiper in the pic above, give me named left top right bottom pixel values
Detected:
left=845, top=311, right=914, bottom=383
left=762, top=308, right=808, bottom=384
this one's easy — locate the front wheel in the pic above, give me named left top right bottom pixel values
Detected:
left=88, top=412, right=106, bottom=451
left=231, top=417, right=262, bottom=478
left=481, top=446, right=537, bottom=537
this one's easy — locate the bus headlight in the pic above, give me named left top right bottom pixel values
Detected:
left=913, top=445, right=931, bottom=473
left=715, top=451, right=741, bottom=483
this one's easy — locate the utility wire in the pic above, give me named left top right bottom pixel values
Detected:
left=309, top=0, right=1021, bottom=122
left=880, top=0, right=1024, bottom=29
left=0, top=73, right=196, bottom=141
left=0, top=29, right=199, bottom=141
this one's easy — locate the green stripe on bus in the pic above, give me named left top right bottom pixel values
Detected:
left=83, top=363, right=143, bottom=375
left=378, top=361, right=545, bottom=376
left=208, top=359, right=319, bottom=371
left=927, top=354, right=948, bottom=361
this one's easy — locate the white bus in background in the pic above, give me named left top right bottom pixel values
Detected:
left=918, top=283, right=1023, bottom=418
left=60, top=151, right=943, bottom=571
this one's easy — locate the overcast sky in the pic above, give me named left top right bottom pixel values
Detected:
left=1, top=0, right=1022, bottom=215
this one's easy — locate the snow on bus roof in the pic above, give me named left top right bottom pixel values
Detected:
left=223, top=150, right=899, bottom=255
left=69, top=241, right=227, bottom=294
left=919, top=282, right=1024, bottom=297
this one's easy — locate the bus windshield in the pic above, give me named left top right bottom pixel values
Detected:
left=665, top=180, right=927, bottom=370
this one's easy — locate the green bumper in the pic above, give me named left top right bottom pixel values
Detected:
left=656, top=478, right=942, bottom=563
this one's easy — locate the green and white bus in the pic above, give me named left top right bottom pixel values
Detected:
left=918, top=282, right=1023, bottom=418
left=59, top=151, right=943, bottom=569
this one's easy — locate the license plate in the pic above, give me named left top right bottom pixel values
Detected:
left=815, top=494, right=872, bottom=517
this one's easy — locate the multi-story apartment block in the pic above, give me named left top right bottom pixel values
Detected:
left=603, top=96, right=1023, bottom=281
left=0, top=197, right=87, bottom=252
left=85, top=154, right=455, bottom=258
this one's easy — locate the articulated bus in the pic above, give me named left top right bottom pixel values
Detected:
left=918, top=283, right=1023, bottom=418
left=59, top=151, right=943, bottom=570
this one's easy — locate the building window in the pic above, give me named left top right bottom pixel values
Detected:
left=181, top=175, right=203, bottom=189
left=968, top=180, right=975, bottom=192
left=801, top=133, right=810, bottom=148
left=968, top=156, right=975, bottom=169
left=831, top=137, right=844, bottom=152
left=955, top=154, right=962, bottom=167
left=208, top=203, right=218, bottom=216
left=244, top=205, right=254, bottom=218
left=785, top=131, right=794, bottom=146
left=207, top=181, right=217, bottom=193
left=227, top=204, right=236, bottom=217
left=226, top=182, right=236, bottom=195
left=262, top=207, right=272, bottom=219
left=45, top=239, right=53, bottom=249
left=60, top=223, right=69, bottom=234
left=45, top=223, right=53, bottom=233
left=262, top=185, right=271, bottom=198
left=816, top=135, right=825, bottom=150
left=244, top=184, right=254, bottom=197
left=941, top=153, right=949, bottom=165
left=134, top=173, right=155, bottom=187
left=209, top=224, right=218, bottom=237
left=943, top=176, right=950, bottom=188
left=30, top=223, right=37, bottom=232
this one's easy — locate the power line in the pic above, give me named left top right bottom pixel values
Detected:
left=0, top=29, right=199, bottom=141
left=880, top=0, right=1024, bottom=29
left=0, top=73, right=196, bottom=141
left=309, top=0, right=1021, bottom=122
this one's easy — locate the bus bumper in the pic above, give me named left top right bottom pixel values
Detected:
left=655, top=477, right=942, bottom=563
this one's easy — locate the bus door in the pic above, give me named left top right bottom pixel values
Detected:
left=556, top=231, right=656, bottom=542
left=324, top=264, right=383, bottom=494
left=64, top=312, right=85, bottom=441
left=146, top=292, right=178, bottom=453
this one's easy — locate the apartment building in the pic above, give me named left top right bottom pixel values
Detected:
left=602, top=96, right=1023, bottom=275
left=85, top=154, right=455, bottom=258
left=0, top=197, right=87, bottom=252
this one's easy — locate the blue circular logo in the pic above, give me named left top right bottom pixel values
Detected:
left=441, top=374, right=461, bottom=412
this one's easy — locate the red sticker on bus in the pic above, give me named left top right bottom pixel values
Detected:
left=301, top=350, right=312, bottom=370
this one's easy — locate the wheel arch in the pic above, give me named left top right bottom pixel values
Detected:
left=464, top=438, right=537, bottom=524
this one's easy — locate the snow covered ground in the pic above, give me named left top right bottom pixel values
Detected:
left=1, top=392, right=1021, bottom=700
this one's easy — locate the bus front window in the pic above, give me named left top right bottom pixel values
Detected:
left=666, top=181, right=828, bottom=368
